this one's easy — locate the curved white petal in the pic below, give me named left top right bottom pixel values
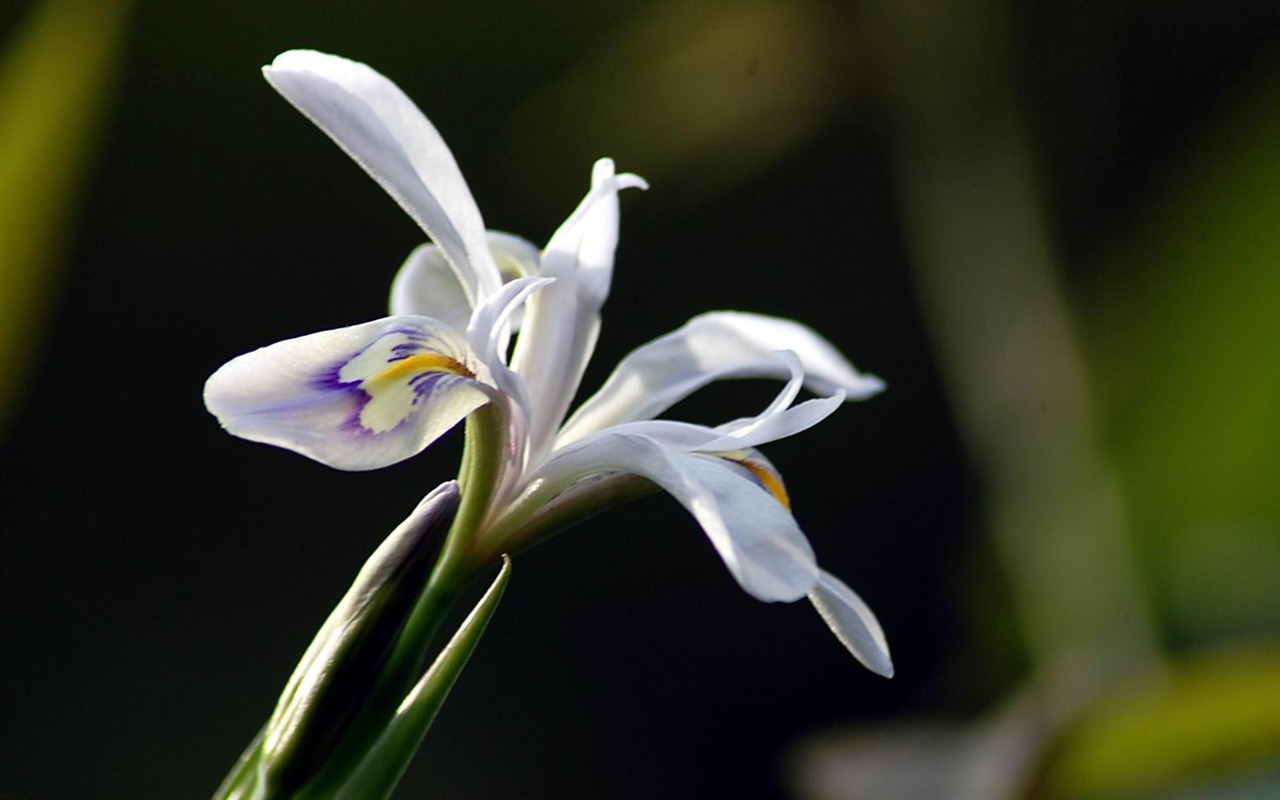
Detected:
left=467, top=276, right=552, bottom=407
left=467, top=277, right=553, bottom=368
left=748, top=350, right=805, bottom=423
left=702, top=392, right=846, bottom=453
left=264, top=50, right=501, bottom=304
left=486, top=231, right=541, bottom=281
left=582, top=351, right=841, bottom=456
left=600, top=391, right=844, bottom=456
left=698, top=349, right=828, bottom=450
left=809, top=569, right=894, bottom=677
left=559, top=311, right=885, bottom=445
left=390, top=231, right=542, bottom=326
left=510, top=160, right=647, bottom=460
left=591, top=419, right=723, bottom=451
left=557, top=159, right=648, bottom=309
left=204, top=316, right=490, bottom=471
left=535, top=432, right=818, bottom=601
left=389, top=244, right=472, bottom=330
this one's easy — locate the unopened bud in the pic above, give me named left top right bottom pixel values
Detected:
left=259, top=481, right=460, bottom=795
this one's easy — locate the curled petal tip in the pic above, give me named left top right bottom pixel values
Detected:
left=617, top=173, right=649, bottom=192
left=591, top=157, right=648, bottom=192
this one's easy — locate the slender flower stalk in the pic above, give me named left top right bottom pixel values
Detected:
left=206, top=49, right=892, bottom=798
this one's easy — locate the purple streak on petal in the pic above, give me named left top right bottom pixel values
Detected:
left=410, top=372, right=454, bottom=399
left=286, top=325, right=472, bottom=438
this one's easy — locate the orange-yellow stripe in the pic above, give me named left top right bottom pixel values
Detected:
left=369, top=353, right=474, bottom=385
left=732, top=458, right=791, bottom=511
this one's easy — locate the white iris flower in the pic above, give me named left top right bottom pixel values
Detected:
left=205, top=50, right=893, bottom=678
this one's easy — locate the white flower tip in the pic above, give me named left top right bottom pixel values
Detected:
left=860, top=642, right=895, bottom=679
left=591, top=157, right=648, bottom=193
left=618, top=173, right=649, bottom=192
left=265, top=49, right=340, bottom=73
left=262, top=51, right=377, bottom=94
left=591, top=157, right=615, bottom=180
left=809, top=570, right=894, bottom=678
left=854, top=373, right=887, bottom=399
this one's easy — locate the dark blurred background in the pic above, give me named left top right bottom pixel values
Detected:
left=1, top=1, right=1276, bottom=799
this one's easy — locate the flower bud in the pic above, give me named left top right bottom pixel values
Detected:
left=259, top=481, right=460, bottom=795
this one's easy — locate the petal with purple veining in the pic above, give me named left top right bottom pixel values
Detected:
left=204, top=316, right=490, bottom=471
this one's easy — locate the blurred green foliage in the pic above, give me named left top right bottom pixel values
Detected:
left=0, top=0, right=130, bottom=432
left=1027, top=55, right=1280, bottom=800
left=1088, top=60, right=1280, bottom=645
left=1037, top=645, right=1280, bottom=800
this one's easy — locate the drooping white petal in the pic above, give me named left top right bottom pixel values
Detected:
left=559, top=311, right=885, bottom=445
left=809, top=569, right=894, bottom=678
left=204, top=316, right=490, bottom=471
left=264, top=50, right=502, bottom=304
left=509, top=160, right=647, bottom=460
left=533, top=432, right=819, bottom=601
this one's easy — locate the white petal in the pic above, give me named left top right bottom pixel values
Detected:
left=699, top=349, right=826, bottom=449
left=509, top=161, right=646, bottom=459
left=535, top=433, right=818, bottom=601
left=391, top=232, right=542, bottom=334
left=264, top=50, right=502, bottom=304
left=748, top=350, right=805, bottom=423
left=204, top=316, right=490, bottom=471
left=590, top=353, right=838, bottom=454
left=702, top=392, right=846, bottom=453
left=599, top=390, right=843, bottom=456
left=556, top=159, right=648, bottom=309
left=467, top=277, right=553, bottom=367
left=559, top=311, right=885, bottom=445
left=467, top=276, right=552, bottom=407
left=486, top=231, right=541, bottom=281
left=809, top=569, right=894, bottom=677
left=389, top=243, right=472, bottom=330
left=592, top=419, right=723, bottom=451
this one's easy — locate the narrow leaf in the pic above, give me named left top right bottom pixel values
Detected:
left=335, top=556, right=512, bottom=800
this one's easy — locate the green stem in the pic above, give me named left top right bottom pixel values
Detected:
left=492, top=473, right=658, bottom=557
left=443, top=401, right=508, bottom=565
left=335, top=558, right=512, bottom=800
left=210, top=726, right=266, bottom=800
left=293, top=403, right=508, bottom=797
left=292, top=566, right=471, bottom=799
